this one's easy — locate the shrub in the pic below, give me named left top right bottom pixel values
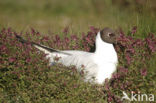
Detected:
left=0, top=27, right=156, bottom=102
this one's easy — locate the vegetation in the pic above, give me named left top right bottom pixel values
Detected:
left=0, top=0, right=156, bottom=35
left=0, top=0, right=156, bottom=102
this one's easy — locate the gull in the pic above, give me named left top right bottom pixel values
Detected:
left=16, top=27, right=118, bottom=84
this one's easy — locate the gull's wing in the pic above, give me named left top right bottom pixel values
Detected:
left=15, top=35, right=72, bottom=56
left=60, top=51, right=94, bottom=68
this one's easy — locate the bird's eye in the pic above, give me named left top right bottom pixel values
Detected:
left=108, top=33, right=115, bottom=37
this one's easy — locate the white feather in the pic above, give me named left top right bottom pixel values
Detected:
left=34, top=31, right=118, bottom=84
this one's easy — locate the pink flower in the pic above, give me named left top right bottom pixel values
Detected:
left=64, top=37, right=70, bottom=43
left=146, top=38, right=156, bottom=53
left=84, top=46, right=90, bottom=51
left=72, top=45, right=79, bottom=50
left=55, top=35, right=60, bottom=41
left=31, top=28, right=36, bottom=34
left=0, top=45, right=7, bottom=52
left=133, top=39, right=143, bottom=46
left=112, top=73, right=120, bottom=79
left=126, top=48, right=135, bottom=54
left=89, top=26, right=99, bottom=33
left=125, top=53, right=131, bottom=65
left=73, top=84, right=77, bottom=88
left=85, top=36, right=93, bottom=44
left=41, top=36, right=49, bottom=41
left=26, top=58, right=31, bottom=63
left=63, top=82, right=67, bottom=86
left=71, top=34, right=78, bottom=41
left=36, top=32, right=40, bottom=36
left=104, top=79, right=110, bottom=90
left=9, top=57, right=16, bottom=63
left=131, top=26, right=137, bottom=34
left=140, top=68, right=147, bottom=76
left=119, top=67, right=128, bottom=74
left=107, top=95, right=113, bottom=102
left=62, top=26, right=69, bottom=34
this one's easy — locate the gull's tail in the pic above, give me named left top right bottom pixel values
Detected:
left=15, top=34, right=71, bottom=56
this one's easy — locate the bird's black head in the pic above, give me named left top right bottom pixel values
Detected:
left=100, top=27, right=118, bottom=44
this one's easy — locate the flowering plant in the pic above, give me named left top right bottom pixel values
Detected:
left=0, top=27, right=155, bottom=102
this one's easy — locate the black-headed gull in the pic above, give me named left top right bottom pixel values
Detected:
left=16, top=27, right=118, bottom=84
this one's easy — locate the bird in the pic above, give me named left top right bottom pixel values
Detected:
left=15, top=27, right=118, bottom=84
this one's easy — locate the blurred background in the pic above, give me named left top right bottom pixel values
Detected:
left=0, top=0, right=156, bottom=36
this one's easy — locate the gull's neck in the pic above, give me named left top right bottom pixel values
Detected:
left=94, top=32, right=117, bottom=62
